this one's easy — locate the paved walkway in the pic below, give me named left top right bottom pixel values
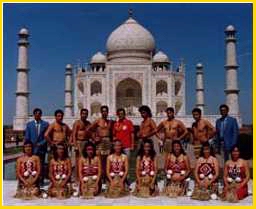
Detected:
left=3, top=180, right=252, bottom=206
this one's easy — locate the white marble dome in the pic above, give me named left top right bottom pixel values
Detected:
left=106, top=17, right=155, bottom=52
left=153, top=51, right=170, bottom=63
left=90, top=52, right=107, bottom=64
left=19, top=28, right=29, bottom=35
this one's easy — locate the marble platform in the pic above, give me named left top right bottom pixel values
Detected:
left=3, top=180, right=252, bottom=206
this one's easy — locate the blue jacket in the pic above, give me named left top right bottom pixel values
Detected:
left=215, top=116, right=239, bottom=151
left=25, top=120, right=49, bottom=155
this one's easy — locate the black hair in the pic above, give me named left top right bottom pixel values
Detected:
left=100, top=105, right=109, bottom=112
left=110, top=139, right=125, bottom=154
left=82, top=141, right=96, bottom=159
left=33, top=108, right=42, bottom=115
left=230, top=144, right=241, bottom=160
left=117, top=108, right=126, bottom=115
left=199, top=141, right=215, bottom=158
left=138, top=105, right=152, bottom=118
left=23, top=140, right=34, bottom=153
left=219, top=104, right=229, bottom=111
left=54, top=109, right=64, bottom=117
left=52, top=143, right=69, bottom=161
left=166, top=107, right=175, bottom=113
left=137, top=139, right=156, bottom=160
left=171, top=140, right=186, bottom=155
left=80, top=108, right=88, bottom=114
left=192, top=107, right=202, bottom=115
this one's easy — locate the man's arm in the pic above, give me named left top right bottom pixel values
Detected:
left=206, top=120, right=216, bottom=139
left=44, top=124, right=54, bottom=145
left=177, top=120, right=188, bottom=140
left=37, top=122, right=49, bottom=146
left=145, top=119, right=159, bottom=139
left=156, top=121, right=164, bottom=133
left=72, top=121, right=79, bottom=147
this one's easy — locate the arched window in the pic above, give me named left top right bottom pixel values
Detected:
left=156, top=80, right=168, bottom=96
left=175, top=100, right=182, bottom=114
left=156, top=101, right=168, bottom=115
left=126, top=88, right=134, bottom=97
left=90, top=102, right=101, bottom=116
left=175, top=80, right=181, bottom=96
left=91, top=80, right=102, bottom=96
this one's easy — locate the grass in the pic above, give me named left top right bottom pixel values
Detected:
left=3, top=146, right=23, bottom=155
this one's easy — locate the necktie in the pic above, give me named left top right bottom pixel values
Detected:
left=36, top=122, right=39, bottom=138
left=220, top=118, right=226, bottom=139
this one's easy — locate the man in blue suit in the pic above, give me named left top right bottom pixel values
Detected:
left=25, top=108, right=49, bottom=185
left=215, top=104, right=239, bottom=162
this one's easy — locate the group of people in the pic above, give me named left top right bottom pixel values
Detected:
left=14, top=104, right=250, bottom=203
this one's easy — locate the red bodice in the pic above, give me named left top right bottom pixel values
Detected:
left=20, top=158, right=37, bottom=175
left=53, top=161, right=67, bottom=176
left=82, top=158, right=99, bottom=176
left=227, top=164, right=246, bottom=180
left=197, top=157, right=216, bottom=176
left=167, top=155, right=186, bottom=174
left=140, top=157, right=154, bottom=174
left=110, top=155, right=125, bottom=174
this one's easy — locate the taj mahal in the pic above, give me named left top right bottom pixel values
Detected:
left=13, top=12, right=241, bottom=130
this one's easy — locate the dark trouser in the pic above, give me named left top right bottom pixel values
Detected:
left=35, top=151, right=46, bottom=185
left=224, top=149, right=230, bottom=162
left=101, top=154, right=108, bottom=184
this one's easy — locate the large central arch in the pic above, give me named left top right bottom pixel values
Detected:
left=116, top=78, right=142, bottom=116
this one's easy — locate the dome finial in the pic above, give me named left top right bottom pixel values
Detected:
left=128, top=8, right=133, bottom=18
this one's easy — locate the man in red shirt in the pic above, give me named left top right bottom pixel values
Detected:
left=113, top=108, right=134, bottom=158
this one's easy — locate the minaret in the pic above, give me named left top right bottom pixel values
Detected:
left=176, top=58, right=186, bottom=115
left=196, top=63, right=205, bottom=114
left=224, top=25, right=239, bottom=115
left=14, top=28, right=30, bottom=130
left=64, top=64, right=73, bottom=117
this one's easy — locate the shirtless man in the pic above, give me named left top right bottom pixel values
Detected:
left=138, top=105, right=160, bottom=152
left=191, top=108, right=215, bottom=158
left=157, top=107, right=188, bottom=154
left=44, top=109, right=72, bottom=147
left=88, top=105, right=113, bottom=182
left=72, top=108, right=91, bottom=156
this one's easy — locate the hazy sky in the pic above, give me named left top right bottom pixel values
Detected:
left=3, top=3, right=252, bottom=124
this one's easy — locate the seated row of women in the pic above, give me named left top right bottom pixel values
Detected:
left=15, top=139, right=250, bottom=203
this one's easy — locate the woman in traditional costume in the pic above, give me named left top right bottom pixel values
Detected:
left=191, top=142, right=219, bottom=201
left=105, top=140, right=129, bottom=198
left=15, top=141, right=41, bottom=200
left=163, top=140, right=190, bottom=197
left=133, top=139, right=158, bottom=197
left=78, top=141, right=101, bottom=198
left=221, top=145, right=250, bottom=203
left=48, top=143, right=72, bottom=199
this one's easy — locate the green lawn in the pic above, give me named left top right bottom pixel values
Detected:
left=3, top=147, right=23, bottom=155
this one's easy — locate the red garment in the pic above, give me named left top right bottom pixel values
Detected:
left=227, top=165, right=248, bottom=200
left=167, top=155, right=187, bottom=174
left=113, top=118, right=134, bottom=148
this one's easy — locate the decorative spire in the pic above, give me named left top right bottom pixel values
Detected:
left=128, top=8, right=133, bottom=18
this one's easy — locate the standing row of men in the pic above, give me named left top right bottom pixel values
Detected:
left=25, top=104, right=239, bottom=185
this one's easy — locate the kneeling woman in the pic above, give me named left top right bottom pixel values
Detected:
left=105, top=140, right=129, bottom=198
left=78, top=142, right=101, bottom=198
left=15, top=141, right=41, bottom=200
left=221, top=145, right=250, bottom=203
left=191, top=142, right=219, bottom=201
left=48, top=143, right=72, bottom=199
left=133, top=139, right=159, bottom=198
left=163, top=140, right=190, bottom=197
